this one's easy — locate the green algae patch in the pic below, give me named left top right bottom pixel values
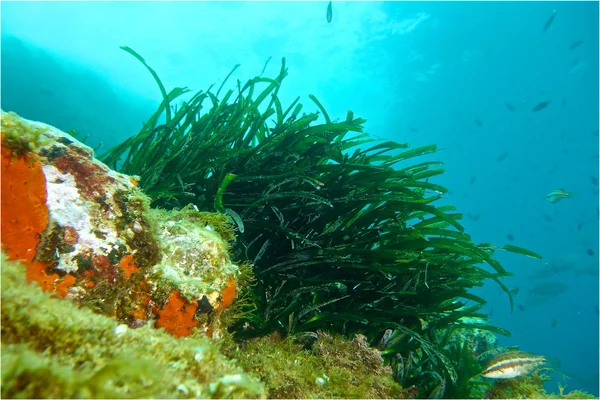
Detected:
left=485, top=371, right=596, bottom=399
left=1, top=110, right=54, bottom=158
left=0, top=253, right=265, bottom=399
left=220, top=331, right=405, bottom=399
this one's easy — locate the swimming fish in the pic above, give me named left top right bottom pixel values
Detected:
left=378, top=329, right=394, bottom=349
left=532, top=101, right=550, bottom=112
left=574, top=264, right=599, bottom=276
left=482, top=351, right=546, bottom=379
left=543, top=9, right=557, bottom=33
left=542, top=214, right=553, bottom=222
left=496, top=152, right=509, bottom=162
left=528, top=262, right=569, bottom=280
left=326, top=1, right=332, bottom=23
left=529, top=281, right=569, bottom=296
left=546, top=189, right=571, bottom=203
left=568, top=40, right=583, bottom=50
left=505, top=103, right=516, bottom=112
left=466, top=213, right=480, bottom=221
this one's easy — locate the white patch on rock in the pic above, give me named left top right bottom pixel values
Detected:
left=42, top=164, right=121, bottom=273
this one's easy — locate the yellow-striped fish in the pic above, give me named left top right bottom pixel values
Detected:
left=481, top=351, right=546, bottom=379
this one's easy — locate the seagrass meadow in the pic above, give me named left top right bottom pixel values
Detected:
left=98, top=47, right=546, bottom=397
left=3, top=46, right=596, bottom=399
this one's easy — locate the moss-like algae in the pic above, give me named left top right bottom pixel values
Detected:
left=2, top=251, right=406, bottom=399
left=1, top=253, right=265, bottom=399
left=220, top=330, right=406, bottom=399
left=1, top=110, right=54, bottom=159
left=485, top=371, right=596, bottom=399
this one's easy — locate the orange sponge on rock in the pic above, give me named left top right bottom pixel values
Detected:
left=1, top=147, right=49, bottom=264
left=156, top=290, right=199, bottom=338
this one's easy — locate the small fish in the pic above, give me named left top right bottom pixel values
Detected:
left=466, top=213, right=480, bottom=221
left=409, top=126, right=419, bottom=133
left=546, top=189, right=571, bottom=203
left=586, top=249, right=595, bottom=256
left=39, top=86, right=55, bottom=97
left=505, top=103, right=516, bottom=112
left=542, top=214, right=553, bottom=222
left=530, top=281, right=569, bottom=296
left=590, top=176, right=598, bottom=186
left=543, top=9, right=557, bottom=33
left=551, top=319, right=558, bottom=328
left=507, top=233, right=515, bottom=241
left=574, top=264, right=599, bottom=276
left=577, top=221, right=585, bottom=231
left=469, top=176, right=476, bottom=184
left=475, top=119, right=483, bottom=127
left=518, top=304, right=526, bottom=311
left=532, top=101, right=551, bottom=112
left=496, top=152, right=509, bottom=162
left=482, top=351, right=546, bottom=379
left=533, top=254, right=580, bottom=278
left=378, top=329, right=394, bottom=349
left=326, top=1, right=332, bottom=23
left=568, top=40, right=583, bottom=50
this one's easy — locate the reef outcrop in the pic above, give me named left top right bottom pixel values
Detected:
left=1, top=110, right=240, bottom=339
left=1, top=253, right=265, bottom=398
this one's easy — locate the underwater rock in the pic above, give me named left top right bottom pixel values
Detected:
left=1, top=254, right=265, bottom=398
left=1, top=110, right=240, bottom=339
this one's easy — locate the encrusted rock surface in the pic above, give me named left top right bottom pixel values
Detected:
left=1, top=110, right=240, bottom=338
left=1, top=253, right=265, bottom=399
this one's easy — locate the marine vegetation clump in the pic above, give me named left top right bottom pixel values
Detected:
left=219, top=330, right=405, bottom=399
left=101, top=47, right=542, bottom=395
left=1, top=110, right=54, bottom=159
left=485, top=371, right=596, bottom=399
left=0, top=253, right=266, bottom=399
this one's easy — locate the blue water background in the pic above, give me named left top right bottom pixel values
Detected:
left=2, top=1, right=598, bottom=395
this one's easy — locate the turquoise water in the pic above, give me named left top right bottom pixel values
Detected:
left=2, top=1, right=598, bottom=396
